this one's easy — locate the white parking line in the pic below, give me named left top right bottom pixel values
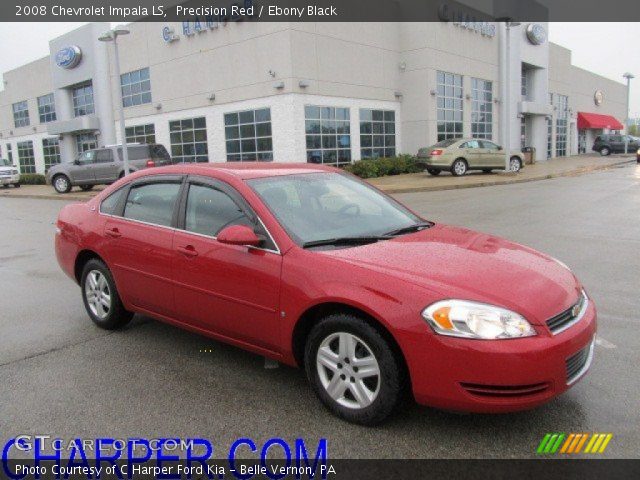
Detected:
left=595, top=337, right=617, bottom=349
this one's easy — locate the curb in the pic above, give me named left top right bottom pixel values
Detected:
left=371, top=158, right=635, bottom=194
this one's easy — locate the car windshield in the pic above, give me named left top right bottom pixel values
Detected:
left=248, top=172, right=424, bottom=247
left=0, top=158, right=11, bottom=166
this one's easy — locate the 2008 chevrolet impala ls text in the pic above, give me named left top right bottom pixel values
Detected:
left=54, top=164, right=596, bottom=425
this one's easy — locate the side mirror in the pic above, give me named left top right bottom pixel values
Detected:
left=217, top=225, right=261, bottom=247
left=74, top=159, right=81, bottom=165
left=497, top=145, right=503, bottom=151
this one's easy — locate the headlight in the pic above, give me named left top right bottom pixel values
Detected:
left=422, top=300, right=536, bottom=339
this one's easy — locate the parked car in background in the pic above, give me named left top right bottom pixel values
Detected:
left=592, top=134, right=639, bottom=156
left=55, top=163, right=596, bottom=424
left=417, top=138, right=525, bottom=176
left=0, top=158, right=20, bottom=188
left=46, top=143, right=171, bottom=193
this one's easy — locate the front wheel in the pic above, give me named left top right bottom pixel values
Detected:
left=80, top=185, right=94, bottom=191
left=509, top=157, right=522, bottom=172
left=600, top=147, right=611, bottom=156
left=451, top=159, right=468, bottom=176
left=14, top=183, right=20, bottom=188
left=426, top=168, right=441, bottom=176
left=53, top=174, right=72, bottom=193
left=305, top=314, right=404, bottom=425
left=81, top=259, right=133, bottom=330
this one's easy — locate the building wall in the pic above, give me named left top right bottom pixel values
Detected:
left=0, top=22, right=631, bottom=174
left=549, top=43, right=627, bottom=156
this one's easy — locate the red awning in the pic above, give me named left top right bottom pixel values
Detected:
left=577, top=112, right=624, bottom=130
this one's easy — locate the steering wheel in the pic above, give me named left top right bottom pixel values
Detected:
left=337, top=203, right=361, bottom=216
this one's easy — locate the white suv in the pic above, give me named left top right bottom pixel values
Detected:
left=0, top=158, right=20, bottom=188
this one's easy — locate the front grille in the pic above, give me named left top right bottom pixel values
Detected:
left=546, top=292, right=587, bottom=334
left=566, top=341, right=594, bottom=385
left=460, top=382, right=550, bottom=398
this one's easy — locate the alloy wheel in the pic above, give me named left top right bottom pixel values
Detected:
left=510, top=158, right=521, bottom=172
left=54, top=176, right=69, bottom=193
left=84, top=270, right=111, bottom=319
left=453, top=161, right=467, bottom=176
left=316, top=332, right=381, bottom=409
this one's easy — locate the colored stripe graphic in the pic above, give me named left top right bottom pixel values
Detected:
left=537, top=433, right=565, bottom=454
left=541, top=433, right=614, bottom=454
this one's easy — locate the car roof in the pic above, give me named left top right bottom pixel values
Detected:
left=140, top=162, right=339, bottom=180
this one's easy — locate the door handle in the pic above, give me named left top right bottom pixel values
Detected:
left=177, top=245, right=198, bottom=258
left=105, top=227, right=121, bottom=238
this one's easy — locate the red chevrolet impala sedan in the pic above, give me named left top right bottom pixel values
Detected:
left=55, top=163, right=596, bottom=424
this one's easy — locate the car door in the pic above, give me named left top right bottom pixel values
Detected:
left=93, top=149, right=119, bottom=183
left=461, top=140, right=484, bottom=168
left=172, top=176, right=282, bottom=351
left=609, top=135, right=623, bottom=152
left=479, top=140, right=503, bottom=167
left=68, top=150, right=97, bottom=183
left=100, top=176, right=184, bottom=317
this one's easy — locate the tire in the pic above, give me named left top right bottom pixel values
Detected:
left=482, top=169, right=492, bottom=174
left=2, top=185, right=8, bottom=188
left=304, top=313, right=404, bottom=425
left=450, top=158, right=468, bottom=176
left=600, top=147, right=611, bottom=156
left=14, top=183, right=20, bottom=188
left=509, top=157, right=522, bottom=173
left=81, top=259, right=133, bottom=330
left=53, top=174, right=72, bottom=194
left=80, top=185, right=94, bottom=191
left=426, top=168, right=441, bottom=176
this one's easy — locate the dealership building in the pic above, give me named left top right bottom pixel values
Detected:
left=0, top=20, right=629, bottom=174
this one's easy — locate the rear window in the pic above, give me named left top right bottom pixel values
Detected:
left=117, top=145, right=170, bottom=161
left=432, top=138, right=459, bottom=148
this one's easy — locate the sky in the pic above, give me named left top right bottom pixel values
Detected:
left=0, top=22, right=638, bottom=117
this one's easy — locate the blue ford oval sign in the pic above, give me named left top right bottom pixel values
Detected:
left=55, top=46, right=82, bottom=69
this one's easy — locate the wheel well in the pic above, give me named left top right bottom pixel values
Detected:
left=74, top=250, right=104, bottom=283
left=454, top=157, right=467, bottom=164
left=291, top=302, right=410, bottom=380
left=510, top=156, right=522, bottom=165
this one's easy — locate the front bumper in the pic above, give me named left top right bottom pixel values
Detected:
left=404, top=300, right=597, bottom=412
left=0, top=174, right=20, bottom=185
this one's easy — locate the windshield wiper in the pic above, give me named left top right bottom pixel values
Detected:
left=383, top=222, right=433, bottom=237
left=303, top=236, right=391, bottom=249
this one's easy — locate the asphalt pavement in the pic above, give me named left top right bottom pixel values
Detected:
left=0, top=163, right=638, bottom=459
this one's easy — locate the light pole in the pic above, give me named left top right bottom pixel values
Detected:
left=99, top=26, right=131, bottom=175
left=623, top=72, right=634, bottom=154
left=499, top=20, right=521, bottom=172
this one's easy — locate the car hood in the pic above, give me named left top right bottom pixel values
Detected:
left=320, top=224, right=580, bottom=325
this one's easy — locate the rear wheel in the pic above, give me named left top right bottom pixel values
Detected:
left=426, top=168, right=441, bottom=176
left=53, top=174, right=71, bottom=193
left=81, top=259, right=133, bottom=330
left=509, top=157, right=522, bottom=172
left=80, top=185, right=94, bottom=191
left=14, top=183, right=20, bottom=188
left=305, top=314, right=404, bottom=425
left=451, top=159, right=468, bottom=176
left=600, top=147, right=611, bottom=156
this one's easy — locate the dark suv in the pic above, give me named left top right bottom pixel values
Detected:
left=592, top=134, right=639, bottom=156
left=46, top=144, right=171, bottom=193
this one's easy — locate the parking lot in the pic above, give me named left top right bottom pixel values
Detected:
left=1, top=163, right=638, bottom=459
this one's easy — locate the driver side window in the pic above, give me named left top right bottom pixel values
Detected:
left=185, top=184, right=253, bottom=237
